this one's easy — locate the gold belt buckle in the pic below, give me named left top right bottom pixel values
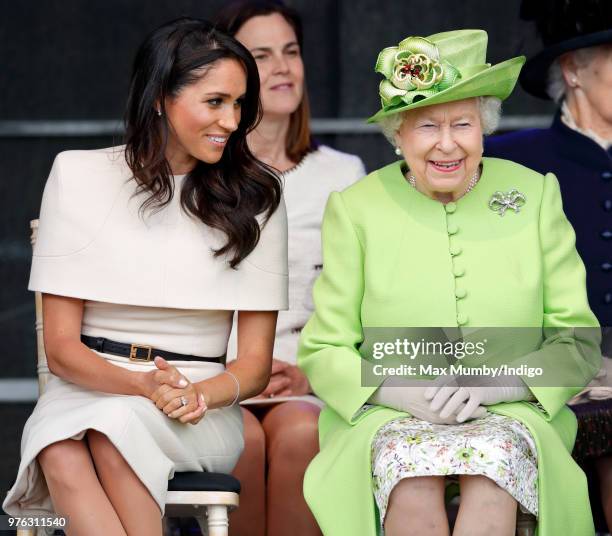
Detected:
left=129, top=344, right=153, bottom=362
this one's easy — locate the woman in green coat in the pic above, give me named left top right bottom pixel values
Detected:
left=298, top=30, right=601, bottom=536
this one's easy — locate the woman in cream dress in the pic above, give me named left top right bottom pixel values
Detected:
left=3, top=18, right=288, bottom=536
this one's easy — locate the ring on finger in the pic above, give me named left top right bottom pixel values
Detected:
left=180, top=396, right=188, bottom=407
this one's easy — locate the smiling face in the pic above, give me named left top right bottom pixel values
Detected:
left=395, top=98, right=483, bottom=202
left=163, top=58, right=246, bottom=173
left=235, top=13, right=304, bottom=118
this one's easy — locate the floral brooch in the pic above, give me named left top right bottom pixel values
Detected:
left=488, top=190, right=526, bottom=216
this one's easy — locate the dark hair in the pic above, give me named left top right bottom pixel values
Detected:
left=124, top=17, right=282, bottom=269
left=215, top=1, right=315, bottom=164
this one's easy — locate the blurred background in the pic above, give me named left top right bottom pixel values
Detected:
left=0, top=0, right=555, bottom=511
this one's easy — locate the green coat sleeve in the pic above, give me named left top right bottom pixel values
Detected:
left=298, top=192, right=381, bottom=424
left=519, top=173, right=601, bottom=419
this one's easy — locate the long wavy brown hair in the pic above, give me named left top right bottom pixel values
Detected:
left=215, top=0, right=315, bottom=164
left=124, top=18, right=282, bottom=268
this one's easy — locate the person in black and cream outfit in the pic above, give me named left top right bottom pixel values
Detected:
left=3, top=18, right=288, bottom=536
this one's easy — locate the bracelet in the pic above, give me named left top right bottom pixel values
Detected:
left=224, top=370, right=240, bottom=407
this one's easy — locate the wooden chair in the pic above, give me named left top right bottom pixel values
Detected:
left=17, top=220, right=240, bottom=536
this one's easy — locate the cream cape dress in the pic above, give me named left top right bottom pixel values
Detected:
left=3, top=146, right=288, bottom=516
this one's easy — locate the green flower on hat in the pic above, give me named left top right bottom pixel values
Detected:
left=375, top=36, right=461, bottom=107
left=367, top=30, right=526, bottom=123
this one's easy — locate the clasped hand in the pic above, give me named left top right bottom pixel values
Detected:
left=424, top=373, right=533, bottom=423
left=258, top=358, right=311, bottom=398
left=141, top=356, right=207, bottom=425
left=372, top=373, right=532, bottom=424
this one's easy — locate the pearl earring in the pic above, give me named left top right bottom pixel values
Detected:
left=571, top=77, right=578, bottom=86
left=394, top=147, right=402, bottom=156
left=157, top=109, right=162, bottom=116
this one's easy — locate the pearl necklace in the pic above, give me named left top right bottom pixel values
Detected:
left=407, top=167, right=481, bottom=197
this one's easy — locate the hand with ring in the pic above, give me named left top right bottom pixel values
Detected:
left=148, top=357, right=208, bottom=424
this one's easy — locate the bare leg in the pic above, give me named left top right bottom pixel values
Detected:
left=596, top=456, right=612, bottom=531
left=38, top=439, right=126, bottom=536
left=87, top=430, right=162, bottom=536
left=384, top=476, right=449, bottom=536
left=262, top=401, right=322, bottom=536
left=229, top=408, right=266, bottom=536
left=453, top=475, right=517, bottom=536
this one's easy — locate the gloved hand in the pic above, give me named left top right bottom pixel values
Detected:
left=424, top=374, right=534, bottom=423
left=369, top=377, right=487, bottom=424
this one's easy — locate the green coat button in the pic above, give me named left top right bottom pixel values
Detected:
left=457, top=313, right=468, bottom=325
left=453, top=266, right=465, bottom=277
left=455, top=288, right=467, bottom=299
left=450, top=245, right=462, bottom=256
left=445, top=202, right=457, bottom=214
left=447, top=223, right=459, bottom=235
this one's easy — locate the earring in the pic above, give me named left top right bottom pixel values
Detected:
left=570, top=77, right=578, bottom=86
left=157, top=109, right=162, bottom=117
left=394, top=147, right=402, bottom=156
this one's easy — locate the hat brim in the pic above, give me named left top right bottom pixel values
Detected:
left=367, top=55, right=525, bottom=123
left=520, top=29, right=612, bottom=100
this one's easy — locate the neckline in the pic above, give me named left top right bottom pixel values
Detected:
left=560, top=101, right=612, bottom=150
left=399, top=159, right=488, bottom=207
left=279, top=149, right=316, bottom=177
left=551, top=111, right=612, bottom=167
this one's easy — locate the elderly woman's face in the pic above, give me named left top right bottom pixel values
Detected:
left=395, top=98, right=483, bottom=201
left=571, top=44, right=612, bottom=128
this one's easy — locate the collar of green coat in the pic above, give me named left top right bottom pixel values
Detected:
left=375, top=156, right=539, bottom=223
left=379, top=157, right=491, bottom=208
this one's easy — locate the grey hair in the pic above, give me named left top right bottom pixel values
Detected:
left=546, top=46, right=602, bottom=104
left=378, top=96, right=502, bottom=148
left=546, top=59, right=566, bottom=104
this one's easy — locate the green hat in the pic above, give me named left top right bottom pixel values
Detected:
left=367, top=29, right=525, bottom=123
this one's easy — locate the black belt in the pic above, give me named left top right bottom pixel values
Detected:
left=81, top=335, right=226, bottom=364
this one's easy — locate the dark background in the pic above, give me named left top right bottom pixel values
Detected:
left=0, top=0, right=555, bottom=511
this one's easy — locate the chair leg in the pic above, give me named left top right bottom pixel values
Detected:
left=206, top=504, right=229, bottom=536
left=516, top=509, right=536, bottom=536
left=194, top=514, right=209, bottom=536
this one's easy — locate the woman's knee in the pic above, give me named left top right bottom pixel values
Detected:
left=262, top=402, right=320, bottom=462
left=390, top=476, right=445, bottom=503
left=459, top=475, right=516, bottom=505
left=87, top=429, right=128, bottom=474
left=241, top=408, right=266, bottom=458
left=38, top=439, right=90, bottom=490
left=232, top=408, right=266, bottom=480
left=386, top=476, right=446, bottom=518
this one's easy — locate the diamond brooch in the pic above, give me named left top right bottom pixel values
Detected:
left=488, top=189, right=526, bottom=216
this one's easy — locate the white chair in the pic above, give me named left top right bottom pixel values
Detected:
left=16, top=219, right=240, bottom=536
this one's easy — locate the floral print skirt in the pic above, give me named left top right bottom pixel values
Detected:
left=371, top=413, right=538, bottom=523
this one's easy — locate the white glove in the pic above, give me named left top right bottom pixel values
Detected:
left=424, top=374, right=534, bottom=423
left=369, top=377, right=487, bottom=424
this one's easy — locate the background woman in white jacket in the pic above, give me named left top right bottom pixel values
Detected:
left=217, top=2, right=366, bottom=535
